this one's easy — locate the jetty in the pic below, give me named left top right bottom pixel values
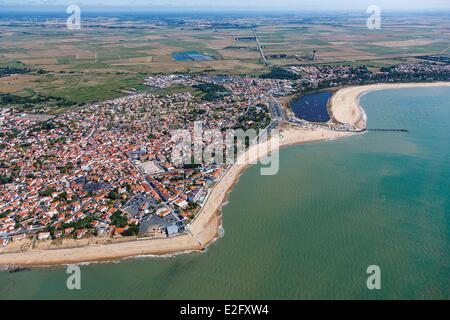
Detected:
left=368, top=128, right=409, bottom=132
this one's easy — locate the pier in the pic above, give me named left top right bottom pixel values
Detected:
left=367, top=128, right=409, bottom=132
left=327, top=127, right=409, bottom=133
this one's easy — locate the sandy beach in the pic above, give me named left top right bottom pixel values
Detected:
left=1, top=81, right=448, bottom=267
left=329, top=82, right=450, bottom=129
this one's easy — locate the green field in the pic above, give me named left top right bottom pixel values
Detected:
left=0, top=12, right=448, bottom=110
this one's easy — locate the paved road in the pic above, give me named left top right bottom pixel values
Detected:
left=253, top=28, right=270, bottom=66
left=267, top=95, right=286, bottom=122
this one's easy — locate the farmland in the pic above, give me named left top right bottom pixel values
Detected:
left=0, top=11, right=449, bottom=110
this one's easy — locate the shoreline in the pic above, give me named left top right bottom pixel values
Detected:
left=1, top=81, right=449, bottom=268
left=328, top=81, right=450, bottom=129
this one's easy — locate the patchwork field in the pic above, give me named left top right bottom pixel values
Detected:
left=256, top=14, right=450, bottom=66
left=0, top=12, right=449, bottom=110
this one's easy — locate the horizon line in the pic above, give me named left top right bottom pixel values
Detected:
left=2, top=6, right=450, bottom=12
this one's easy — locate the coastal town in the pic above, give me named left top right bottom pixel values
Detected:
left=0, top=74, right=290, bottom=249
left=1, top=2, right=450, bottom=303
left=1, top=56, right=450, bottom=250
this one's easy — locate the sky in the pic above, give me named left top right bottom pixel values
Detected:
left=1, top=0, right=450, bottom=11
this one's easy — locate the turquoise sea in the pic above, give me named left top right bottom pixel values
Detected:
left=1, top=86, right=449, bottom=299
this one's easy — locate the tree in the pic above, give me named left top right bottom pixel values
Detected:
left=121, top=224, right=140, bottom=237
left=39, top=188, right=57, bottom=197
left=0, top=175, right=12, bottom=185
left=107, top=190, right=120, bottom=200
left=111, top=211, right=128, bottom=228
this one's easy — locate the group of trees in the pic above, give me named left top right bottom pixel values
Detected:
left=235, top=104, right=271, bottom=131
left=111, top=210, right=128, bottom=228
left=260, top=67, right=300, bottom=80
left=38, top=187, right=57, bottom=197
left=0, top=66, right=31, bottom=77
left=0, top=92, right=73, bottom=108
left=0, top=175, right=13, bottom=185
left=41, top=209, right=140, bottom=239
left=193, top=83, right=230, bottom=101
left=121, top=224, right=140, bottom=236
left=61, top=216, right=95, bottom=231
left=107, top=189, right=121, bottom=200
left=111, top=210, right=140, bottom=236
left=0, top=209, right=12, bottom=219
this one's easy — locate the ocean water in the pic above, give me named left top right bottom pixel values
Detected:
left=1, top=87, right=449, bottom=299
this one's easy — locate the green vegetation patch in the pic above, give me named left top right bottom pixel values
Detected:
left=0, top=92, right=73, bottom=109
left=193, top=82, right=230, bottom=101
left=260, top=67, right=300, bottom=80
